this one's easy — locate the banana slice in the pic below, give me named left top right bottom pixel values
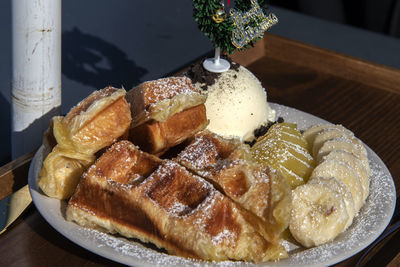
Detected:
left=312, top=128, right=353, bottom=158
left=317, top=137, right=370, bottom=176
left=292, top=124, right=371, bottom=248
left=308, top=177, right=355, bottom=229
left=289, top=182, right=349, bottom=247
left=322, top=150, right=370, bottom=203
left=302, top=124, right=353, bottom=151
left=311, top=159, right=363, bottom=213
left=321, top=137, right=367, bottom=158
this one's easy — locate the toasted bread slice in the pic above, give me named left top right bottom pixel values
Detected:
left=38, top=87, right=132, bottom=199
left=126, top=77, right=208, bottom=155
left=66, top=140, right=287, bottom=262
left=126, top=76, right=206, bottom=126
left=129, top=104, right=208, bottom=155
left=54, top=87, right=131, bottom=155
left=175, top=131, right=291, bottom=244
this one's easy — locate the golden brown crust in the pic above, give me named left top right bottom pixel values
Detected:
left=39, top=87, right=132, bottom=199
left=67, top=141, right=287, bottom=262
left=64, top=86, right=118, bottom=125
left=70, top=96, right=131, bottom=153
left=89, top=140, right=162, bottom=185
left=129, top=104, right=208, bottom=155
left=175, top=131, right=291, bottom=243
left=55, top=88, right=132, bottom=155
left=175, top=130, right=240, bottom=178
left=126, top=77, right=205, bottom=126
left=126, top=76, right=207, bottom=156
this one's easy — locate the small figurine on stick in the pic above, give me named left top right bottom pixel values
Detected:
left=193, top=0, right=278, bottom=72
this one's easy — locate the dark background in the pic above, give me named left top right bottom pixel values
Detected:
left=0, top=0, right=399, bottom=165
left=269, top=0, right=400, bottom=37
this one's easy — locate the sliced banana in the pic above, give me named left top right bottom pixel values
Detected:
left=289, top=182, right=349, bottom=247
left=292, top=124, right=371, bottom=248
left=312, top=128, right=353, bottom=158
left=308, top=177, right=355, bottom=229
left=347, top=137, right=368, bottom=158
left=311, top=159, right=363, bottom=213
left=302, top=124, right=353, bottom=151
left=322, top=150, right=370, bottom=203
left=317, top=137, right=370, bottom=176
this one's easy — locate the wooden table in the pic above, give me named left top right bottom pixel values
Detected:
left=1, top=33, right=399, bottom=266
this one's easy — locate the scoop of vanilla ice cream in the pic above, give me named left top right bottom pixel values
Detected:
left=198, top=66, right=275, bottom=141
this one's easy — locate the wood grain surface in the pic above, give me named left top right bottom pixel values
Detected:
left=1, top=33, right=399, bottom=267
left=0, top=150, right=36, bottom=201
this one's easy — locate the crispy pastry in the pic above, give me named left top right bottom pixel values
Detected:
left=42, top=116, right=58, bottom=158
left=38, top=87, right=132, bottom=199
left=126, top=77, right=208, bottom=155
left=54, top=87, right=132, bottom=155
left=66, top=140, right=287, bottom=262
left=175, top=131, right=291, bottom=244
left=38, top=146, right=95, bottom=199
left=129, top=104, right=207, bottom=155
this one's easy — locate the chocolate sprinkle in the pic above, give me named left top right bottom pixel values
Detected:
left=185, top=57, right=240, bottom=90
left=245, top=116, right=285, bottom=147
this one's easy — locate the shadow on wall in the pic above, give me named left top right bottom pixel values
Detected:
left=1, top=28, right=148, bottom=165
left=0, top=94, right=10, bottom=165
left=11, top=106, right=60, bottom=161
left=62, top=27, right=148, bottom=90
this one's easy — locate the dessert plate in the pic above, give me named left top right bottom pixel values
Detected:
left=28, top=103, right=396, bottom=267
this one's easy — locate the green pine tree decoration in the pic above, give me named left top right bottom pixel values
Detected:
left=193, top=0, right=271, bottom=54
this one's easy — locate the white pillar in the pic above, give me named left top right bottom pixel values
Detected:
left=11, top=0, right=62, bottom=159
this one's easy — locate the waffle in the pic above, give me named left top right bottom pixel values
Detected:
left=175, top=131, right=291, bottom=243
left=66, top=140, right=287, bottom=262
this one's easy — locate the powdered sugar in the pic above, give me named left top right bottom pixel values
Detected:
left=29, top=104, right=396, bottom=267
left=279, top=149, right=395, bottom=266
left=73, top=155, right=394, bottom=267
left=143, top=76, right=200, bottom=104
left=177, top=135, right=220, bottom=174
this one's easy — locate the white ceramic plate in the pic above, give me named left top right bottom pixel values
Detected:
left=28, top=103, right=396, bottom=267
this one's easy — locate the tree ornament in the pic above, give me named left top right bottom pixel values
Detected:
left=192, top=0, right=277, bottom=54
left=212, top=8, right=226, bottom=23
left=230, top=0, right=278, bottom=48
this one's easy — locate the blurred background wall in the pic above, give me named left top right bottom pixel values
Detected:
left=269, top=0, right=400, bottom=37
left=0, top=0, right=399, bottom=165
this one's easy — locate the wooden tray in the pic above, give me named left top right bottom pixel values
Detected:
left=1, top=33, right=399, bottom=266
